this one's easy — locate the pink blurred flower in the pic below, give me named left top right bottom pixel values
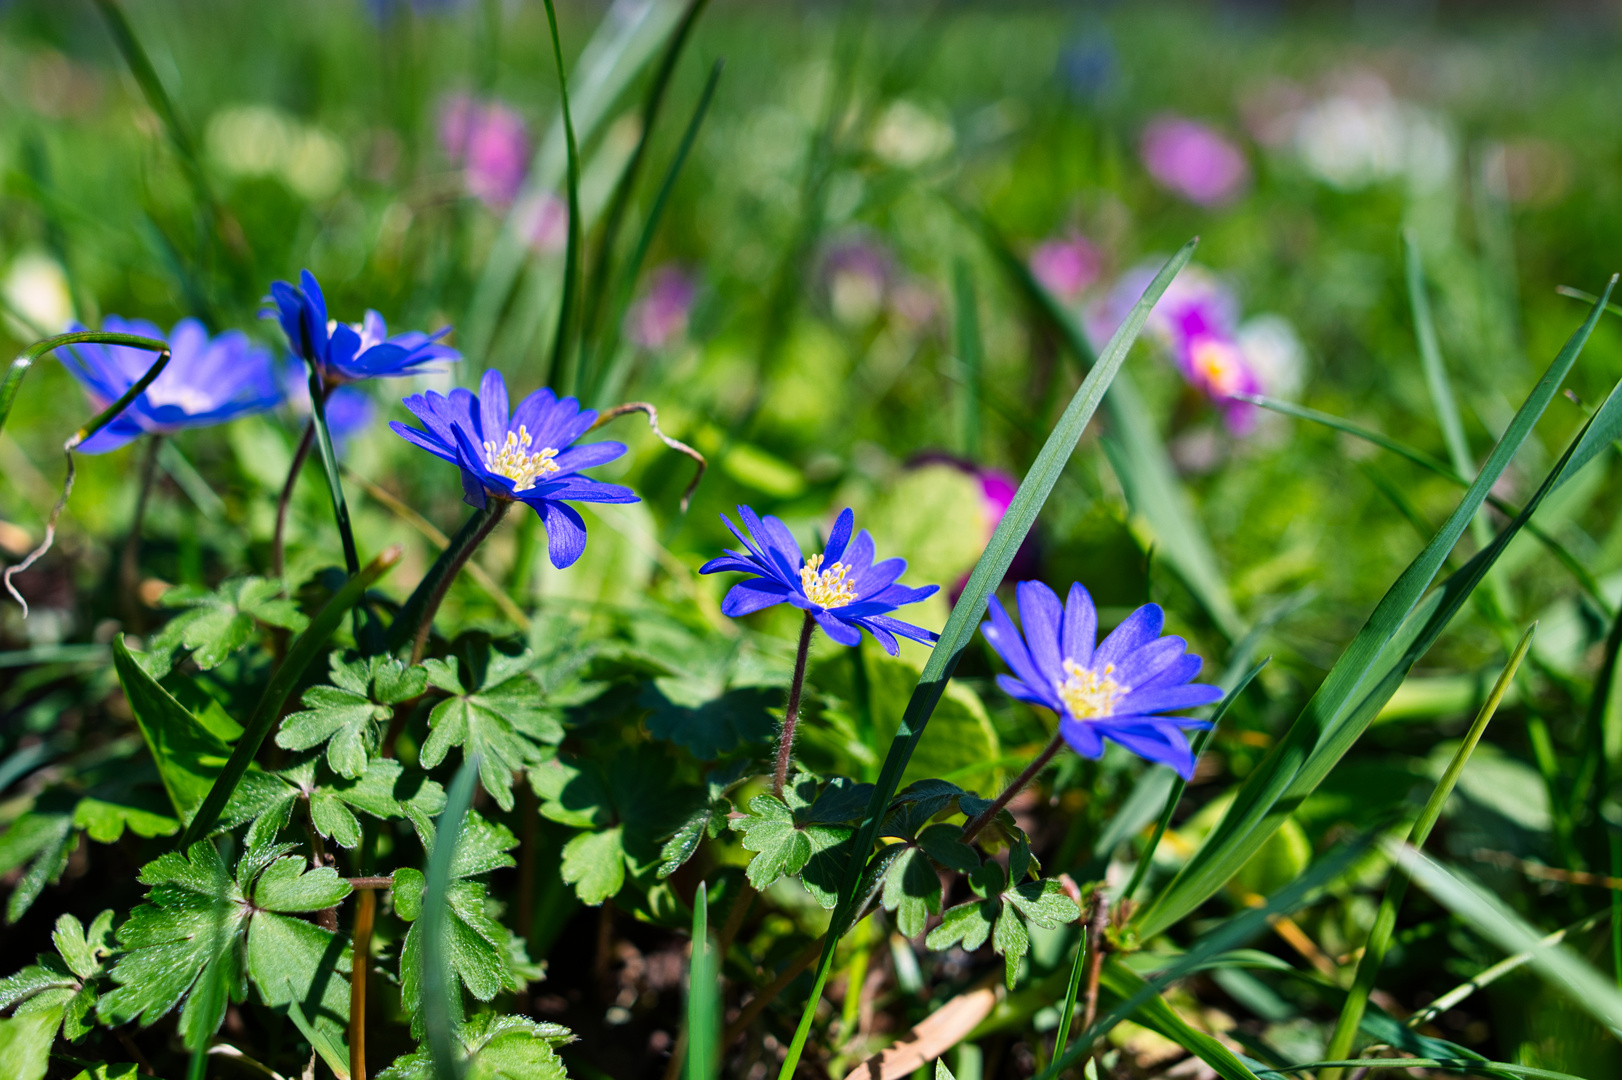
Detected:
left=627, top=266, right=696, bottom=350
left=1140, top=115, right=1250, bottom=206
left=1029, top=235, right=1102, bottom=303
left=518, top=191, right=569, bottom=254
left=438, top=94, right=530, bottom=208
left=821, top=238, right=892, bottom=326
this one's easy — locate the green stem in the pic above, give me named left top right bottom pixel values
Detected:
left=173, top=546, right=402, bottom=848
left=1320, top=623, right=1535, bottom=1080
left=410, top=503, right=511, bottom=664
left=305, top=365, right=360, bottom=576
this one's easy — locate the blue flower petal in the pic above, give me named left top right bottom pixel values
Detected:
left=540, top=500, right=588, bottom=569
left=1016, top=580, right=1066, bottom=688
left=824, top=508, right=855, bottom=565
left=722, top=578, right=794, bottom=617
left=1094, top=603, right=1165, bottom=668
left=1060, top=582, right=1098, bottom=670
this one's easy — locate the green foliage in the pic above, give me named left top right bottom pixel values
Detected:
left=0, top=911, right=116, bottom=1041
left=923, top=857, right=1079, bottom=990
left=729, top=775, right=872, bottom=907
left=421, top=637, right=566, bottom=811
left=277, top=652, right=428, bottom=777
left=533, top=746, right=680, bottom=905
left=236, top=755, right=447, bottom=850
left=378, top=1013, right=575, bottom=1080
left=148, top=576, right=307, bottom=673
left=395, top=812, right=534, bottom=1027
left=98, top=840, right=351, bottom=1052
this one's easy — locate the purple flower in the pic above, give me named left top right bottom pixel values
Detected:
left=390, top=369, right=636, bottom=569
left=626, top=267, right=696, bottom=350
left=519, top=191, right=569, bottom=254
left=981, top=581, right=1222, bottom=778
left=1029, top=236, right=1102, bottom=303
left=821, top=238, right=892, bottom=326
left=1089, top=263, right=1263, bottom=433
left=700, top=506, right=940, bottom=656
left=62, top=316, right=282, bottom=453
left=268, top=269, right=459, bottom=386
left=1140, top=116, right=1250, bottom=207
left=439, top=94, right=529, bottom=209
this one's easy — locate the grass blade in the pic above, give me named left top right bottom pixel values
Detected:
left=1392, top=841, right=1622, bottom=1035
left=1037, top=833, right=1375, bottom=1080
left=542, top=0, right=586, bottom=396
left=177, top=545, right=403, bottom=847
left=1241, top=392, right=1608, bottom=612
left=1260, top=1061, right=1584, bottom=1080
left=1321, top=623, right=1535, bottom=1079
left=967, top=208, right=1243, bottom=638
left=954, top=260, right=983, bottom=459
left=687, top=882, right=718, bottom=1080
left=1120, top=659, right=1267, bottom=904
left=464, top=0, right=685, bottom=360
left=1407, top=231, right=1510, bottom=613
left=424, top=757, right=481, bottom=1080
left=586, top=58, right=724, bottom=407
left=1, top=331, right=171, bottom=439
left=774, top=238, right=1199, bottom=1080
left=578, top=0, right=712, bottom=367
left=1135, top=277, right=1617, bottom=939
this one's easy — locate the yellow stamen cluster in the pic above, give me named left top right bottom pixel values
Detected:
left=483, top=425, right=561, bottom=492
left=800, top=553, right=858, bottom=609
left=1055, top=659, right=1124, bottom=721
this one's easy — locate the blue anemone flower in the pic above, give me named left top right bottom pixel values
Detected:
left=268, top=269, right=459, bottom=385
left=699, top=506, right=940, bottom=656
left=981, top=581, right=1223, bottom=779
left=62, top=316, right=282, bottom=453
left=389, top=369, right=636, bottom=569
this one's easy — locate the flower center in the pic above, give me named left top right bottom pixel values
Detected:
left=483, top=425, right=561, bottom=492
left=1055, top=659, right=1125, bottom=721
left=1188, top=337, right=1248, bottom=398
left=800, top=553, right=858, bottom=609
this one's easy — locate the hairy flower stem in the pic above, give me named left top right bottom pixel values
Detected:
left=1079, top=887, right=1108, bottom=1074
left=272, top=420, right=316, bottom=580
left=960, top=732, right=1065, bottom=845
left=409, top=501, right=511, bottom=664
left=349, top=887, right=375, bottom=1080
left=119, top=434, right=163, bottom=629
left=773, top=612, right=817, bottom=799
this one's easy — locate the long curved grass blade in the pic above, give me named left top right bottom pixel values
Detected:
left=1260, top=1061, right=1583, bottom=1080
left=1242, top=392, right=1608, bottom=611
left=686, top=882, right=718, bottom=1080
left=541, top=0, right=586, bottom=395
left=178, top=545, right=403, bottom=847
left=774, top=238, right=1198, bottom=1080
left=1095, top=963, right=1261, bottom=1080
left=1, top=331, right=171, bottom=438
left=1120, top=659, right=1267, bottom=904
left=1049, top=930, right=1087, bottom=1068
left=1392, top=841, right=1622, bottom=1035
left=586, top=58, right=724, bottom=407
left=1407, top=912, right=1607, bottom=1029
left=5, top=334, right=172, bottom=613
left=578, top=0, right=712, bottom=362
left=1135, top=277, right=1617, bottom=940
left=1321, top=623, right=1535, bottom=1079
left=424, top=756, right=481, bottom=1080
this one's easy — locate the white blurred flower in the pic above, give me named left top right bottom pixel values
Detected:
left=207, top=104, right=348, bottom=202
left=1286, top=74, right=1454, bottom=194
left=283, top=127, right=348, bottom=202
left=1238, top=314, right=1306, bottom=400
left=3, top=252, right=73, bottom=337
left=870, top=100, right=955, bottom=169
